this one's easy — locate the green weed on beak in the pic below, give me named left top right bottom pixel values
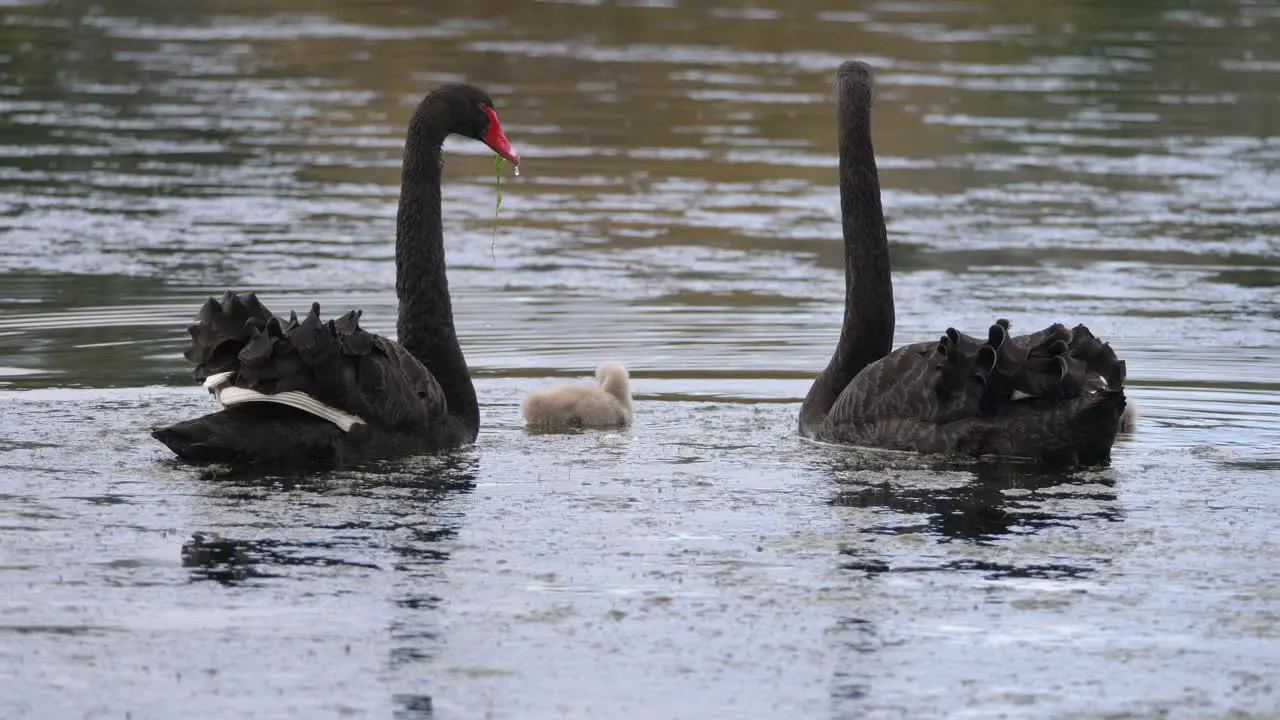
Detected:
left=491, top=156, right=505, bottom=261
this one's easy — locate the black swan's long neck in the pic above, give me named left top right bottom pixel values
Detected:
left=800, top=69, right=895, bottom=433
left=395, top=101, right=479, bottom=434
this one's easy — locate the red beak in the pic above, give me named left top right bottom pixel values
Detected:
left=481, top=106, right=520, bottom=166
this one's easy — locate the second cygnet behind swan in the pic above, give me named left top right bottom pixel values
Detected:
left=522, top=362, right=633, bottom=430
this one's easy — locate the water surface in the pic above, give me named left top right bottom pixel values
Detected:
left=1, top=0, right=1278, bottom=717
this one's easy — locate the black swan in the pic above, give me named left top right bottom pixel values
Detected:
left=799, top=62, right=1129, bottom=465
left=521, top=362, right=633, bottom=430
left=152, top=83, right=520, bottom=467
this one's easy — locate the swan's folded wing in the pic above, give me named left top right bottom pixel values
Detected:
left=825, top=339, right=941, bottom=424
left=182, top=294, right=445, bottom=432
left=828, top=320, right=1125, bottom=427
left=376, top=334, right=449, bottom=426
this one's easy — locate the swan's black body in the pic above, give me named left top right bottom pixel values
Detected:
left=799, top=62, right=1127, bottom=465
left=153, top=84, right=520, bottom=468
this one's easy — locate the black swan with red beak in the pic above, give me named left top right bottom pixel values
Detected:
left=153, top=83, right=520, bottom=467
left=799, top=62, right=1130, bottom=465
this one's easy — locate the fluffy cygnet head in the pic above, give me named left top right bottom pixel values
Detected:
left=595, top=362, right=631, bottom=408
left=1118, top=402, right=1138, bottom=434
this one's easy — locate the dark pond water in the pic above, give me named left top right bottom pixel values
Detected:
left=2, top=0, right=1278, bottom=717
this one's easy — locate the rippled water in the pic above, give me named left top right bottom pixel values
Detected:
left=2, top=0, right=1278, bottom=717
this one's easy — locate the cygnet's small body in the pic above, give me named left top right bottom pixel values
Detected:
left=521, top=362, right=633, bottom=430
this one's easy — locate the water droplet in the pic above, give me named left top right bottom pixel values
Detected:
left=513, top=166, right=521, bottom=177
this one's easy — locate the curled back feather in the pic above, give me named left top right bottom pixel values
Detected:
left=930, top=320, right=1125, bottom=422
left=182, top=292, right=446, bottom=433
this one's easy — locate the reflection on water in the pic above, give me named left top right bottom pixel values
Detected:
left=829, top=458, right=1120, bottom=542
left=1, top=0, right=1279, bottom=717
